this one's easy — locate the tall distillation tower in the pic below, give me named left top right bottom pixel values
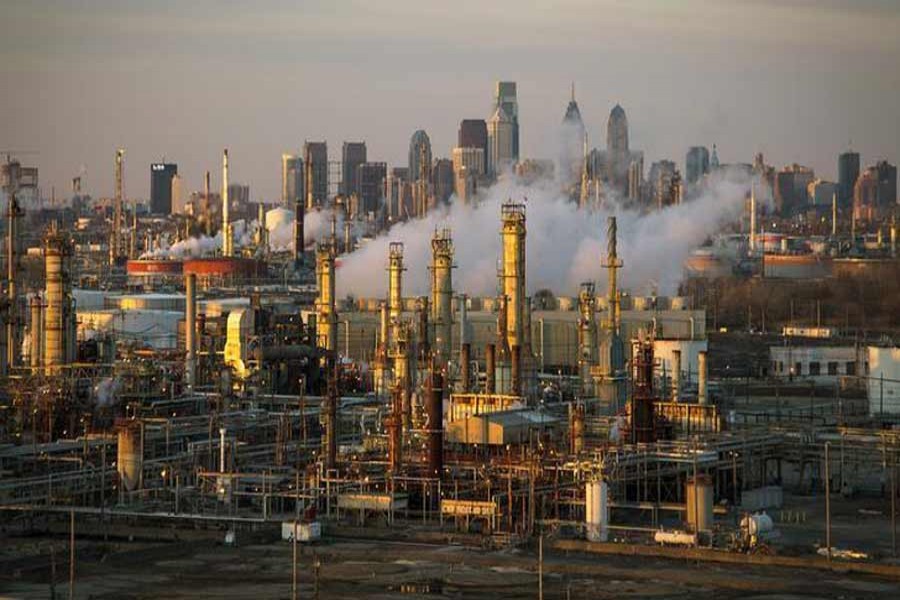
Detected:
left=430, top=230, right=454, bottom=371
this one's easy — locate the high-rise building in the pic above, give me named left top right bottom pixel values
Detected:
left=386, top=168, right=410, bottom=222
left=454, top=166, right=477, bottom=204
left=458, top=119, right=488, bottom=159
left=495, top=81, right=519, bottom=161
left=452, top=146, right=486, bottom=178
left=282, top=154, right=303, bottom=207
left=561, top=85, right=586, bottom=190
left=303, top=141, right=328, bottom=209
left=227, top=183, right=251, bottom=220
left=774, top=164, right=814, bottom=217
left=171, top=173, right=183, bottom=214
left=432, top=159, right=454, bottom=205
left=648, top=160, right=677, bottom=210
left=685, top=146, right=710, bottom=186
left=838, top=151, right=860, bottom=209
left=408, top=130, right=432, bottom=183
left=356, top=162, right=386, bottom=216
left=606, top=105, right=630, bottom=192
left=487, top=100, right=514, bottom=177
left=150, top=163, right=177, bottom=215
left=854, top=161, right=898, bottom=222
left=341, top=142, right=367, bottom=197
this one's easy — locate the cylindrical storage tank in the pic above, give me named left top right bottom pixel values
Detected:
left=43, top=236, right=67, bottom=370
left=481, top=296, right=495, bottom=312
left=117, top=424, right=143, bottom=492
left=686, top=475, right=714, bottom=532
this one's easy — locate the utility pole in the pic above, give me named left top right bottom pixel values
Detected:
left=68, top=509, right=75, bottom=600
left=538, top=534, right=543, bottom=600
left=292, top=520, right=298, bottom=600
left=892, top=449, right=897, bottom=558
left=825, top=442, right=832, bottom=561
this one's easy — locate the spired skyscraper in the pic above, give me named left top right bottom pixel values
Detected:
left=560, top=84, right=586, bottom=190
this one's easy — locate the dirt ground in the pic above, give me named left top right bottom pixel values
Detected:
left=2, top=533, right=899, bottom=600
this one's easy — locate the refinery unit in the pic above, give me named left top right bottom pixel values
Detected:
left=2, top=139, right=900, bottom=597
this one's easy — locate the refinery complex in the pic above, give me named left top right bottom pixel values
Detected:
left=2, top=74, right=900, bottom=598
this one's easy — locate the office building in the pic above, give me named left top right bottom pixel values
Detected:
left=487, top=101, right=514, bottom=177
left=432, top=158, right=454, bottom=205
left=150, top=163, right=177, bottom=215
left=408, top=130, right=432, bottom=183
left=685, top=146, right=710, bottom=186
left=342, top=142, right=367, bottom=197
left=303, top=141, right=328, bottom=209
left=838, top=151, right=860, bottom=209
left=495, top=81, right=519, bottom=161
left=452, top=146, right=486, bottom=178
left=458, top=119, right=488, bottom=159
left=356, top=162, right=386, bottom=216
left=282, top=154, right=303, bottom=207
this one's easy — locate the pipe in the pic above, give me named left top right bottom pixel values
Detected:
left=671, top=349, right=681, bottom=402
left=485, top=343, right=496, bottom=394
left=832, top=192, right=838, bottom=238
left=698, top=350, right=708, bottom=405
left=459, top=293, right=468, bottom=347
left=185, top=274, right=197, bottom=390
left=426, top=372, right=443, bottom=478
left=219, top=427, right=226, bottom=473
left=459, top=343, right=471, bottom=393
left=511, top=344, right=521, bottom=397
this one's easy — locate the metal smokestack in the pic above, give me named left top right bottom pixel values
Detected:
left=110, top=149, right=124, bottom=265
left=222, top=149, right=232, bottom=257
left=204, top=171, right=212, bottom=237
left=698, top=350, right=708, bottom=405
left=485, top=343, right=496, bottom=394
left=430, top=229, right=454, bottom=369
left=749, top=185, right=757, bottom=253
left=671, top=349, right=681, bottom=402
left=29, top=293, right=42, bottom=371
left=832, top=192, right=838, bottom=238
left=4, top=159, right=23, bottom=370
left=185, top=273, right=197, bottom=390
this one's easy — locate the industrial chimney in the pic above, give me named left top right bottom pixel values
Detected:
left=222, top=149, right=232, bottom=257
left=430, top=229, right=454, bottom=370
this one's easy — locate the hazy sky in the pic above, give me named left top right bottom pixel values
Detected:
left=2, top=0, right=899, bottom=202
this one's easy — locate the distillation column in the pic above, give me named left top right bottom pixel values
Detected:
left=294, top=185, right=305, bottom=269
left=315, top=240, right=337, bottom=354
left=430, top=230, right=454, bottom=370
left=749, top=185, right=757, bottom=254
left=577, top=282, right=597, bottom=392
left=597, top=216, right=625, bottom=404
left=388, top=242, right=405, bottom=351
left=43, top=227, right=72, bottom=373
left=29, top=293, right=42, bottom=371
left=5, top=161, right=22, bottom=370
left=500, top=203, right=526, bottom=353
left=222, top=149, right=233, bottom=257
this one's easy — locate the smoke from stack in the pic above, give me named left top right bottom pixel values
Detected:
left=337, top=167, right=755, bottom=299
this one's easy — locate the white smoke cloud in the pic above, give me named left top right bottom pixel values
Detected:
left=336, top=168, right=752, bottom=299
left=141, top=207, right=339, bottom=258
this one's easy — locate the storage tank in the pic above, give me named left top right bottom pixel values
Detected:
left=685, top=474, right=714, bottom=532
left=585, top=478, right=609, bottom=542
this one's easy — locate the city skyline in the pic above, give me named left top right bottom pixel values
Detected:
left=2, top=0, right=899, bottom=200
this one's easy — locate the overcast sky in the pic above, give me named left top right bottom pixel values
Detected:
left=2, top=0, right=899, bottom=201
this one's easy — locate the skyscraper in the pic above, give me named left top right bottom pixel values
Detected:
left=606, top=105, right=630, bottom=192
left=303, top=141, right=328, bottom=209
left=282, top=154, right=303, bottom=207
left=408, top=130, right=432, bottom=184
left=458, top=119, right=488, bottom=159
left=432, top=159, right=454, bottom=205
left=685, top=146, right=710, bottom=186
left=356, top=162, right=386, bottom=215
left=452, top=146, right=486, bottom=178
left=838, top=151, right=860, bottom=209
left=487, top=101, right=514, bottom=177
left=495, top=81, right=519, bottom=161
left=341, top=142, right=367, bottom=197
left=561, top=85, right=586, bottom=190
left=150, top=162, right=177, bottom=215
